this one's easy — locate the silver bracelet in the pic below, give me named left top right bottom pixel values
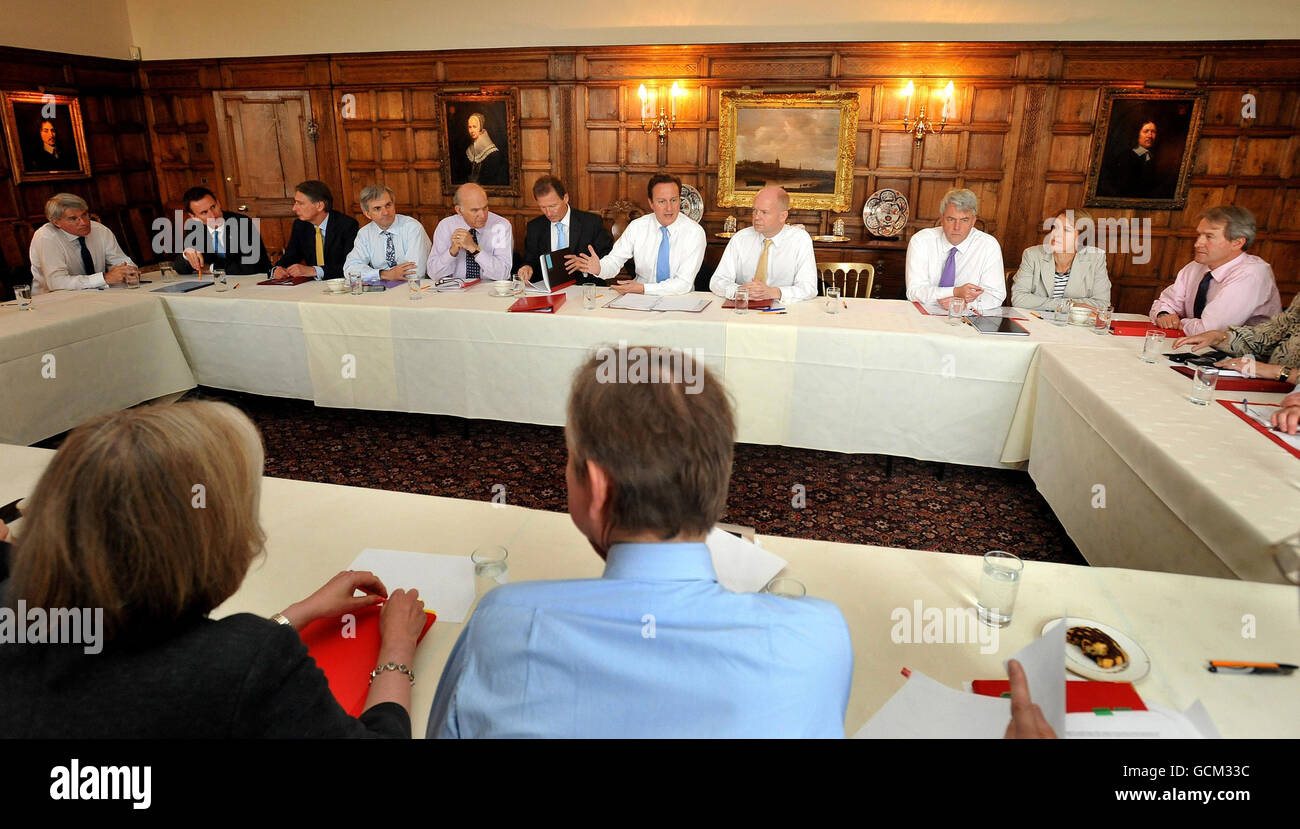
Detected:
left=369, top=662, right=415, bottom=686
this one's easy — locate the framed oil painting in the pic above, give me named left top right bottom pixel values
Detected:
left=439, top=92, right=520, bottom=197
left=1, top=91, right=91, bottom=184
left=1086, top=88, right=1205, bottom=209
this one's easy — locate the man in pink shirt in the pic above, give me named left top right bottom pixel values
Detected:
left=1150, top=205, right=1281, bottom=336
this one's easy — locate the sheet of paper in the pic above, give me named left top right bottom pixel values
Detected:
left=652, top=296, right=711, bottom=313
left=348, top=548, right=476, bottom=623
left=1065, top=704, right=1212, bottom=739
left=978, top=307, right=1028, bottom=319
left=607, top=293, right=661, bottom=310
left=705, top=527, right=787, bottom=593
left=1007, top=621, right=1067, bottom=735
left=1228, top=402, right=1300, bottom=451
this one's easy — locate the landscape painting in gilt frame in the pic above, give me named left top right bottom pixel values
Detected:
left=1085, top=88, right=1205, bottom=210
left=717, top=90, right=859, bottom=213
left=438, top=92, right=521, bottom=198
left=1, top=91, right=91, bottom=184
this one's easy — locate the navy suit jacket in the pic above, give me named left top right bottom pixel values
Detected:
left=276, top=210, right=360, bottom=279
left=523, top=208, right=613, bottom=285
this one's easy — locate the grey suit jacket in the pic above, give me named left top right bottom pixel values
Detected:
left=1010, top=245, right=1111, bottom=310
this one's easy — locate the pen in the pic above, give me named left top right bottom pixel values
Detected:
left=1207, top=660, right=1297, bottom=674
left=1028, top=311, right=1043, bottom=320
left=760, top=307, right=786, bottom=313
left=760, top=310, right=788, bottom=315
left=841, top=300, right=848, bottom=309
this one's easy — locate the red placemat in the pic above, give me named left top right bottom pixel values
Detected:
left=1111, top=320, right=1184, bottom=337
left=1169, top=365, right=1293, bottom=393
left=1216, top=400, right=1300, bottom=460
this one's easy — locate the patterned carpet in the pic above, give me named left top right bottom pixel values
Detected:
left=173, top=387, right=1086, bottom=565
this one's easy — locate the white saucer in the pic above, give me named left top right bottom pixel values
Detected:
left=1042, top=617, right=1151, bottom=682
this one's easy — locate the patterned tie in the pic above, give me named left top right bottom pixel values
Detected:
left=314, top=225, right=325, bottom=267
left=754, top=238, right=773, bottom=284
left=465, top=228, right=481, bottom=280
left=655, top=226, right=671, bottom=282
left=383, top=231, right=397, bottom=268
left=77, top=236, right=95, bottom=275
left=1192, top=271, right=1214, bottom=319
left=556, top=222, right=567, bottom=249
left=938, top=246, right=957, bottom=288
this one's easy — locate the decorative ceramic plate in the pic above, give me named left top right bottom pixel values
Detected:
left=715, top=232, right=736, bottom=239
left=679, top=183, right=705, bottom=223
left=862, top=188, right=909, bottom=237
left=1041, top=617, right=1151, bottom=683
left=811, top=235, right=850, bottom=243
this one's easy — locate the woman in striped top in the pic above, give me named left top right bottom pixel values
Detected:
left=1010, top=207, right=1111, bottom=311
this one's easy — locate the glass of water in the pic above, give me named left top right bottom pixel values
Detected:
left=213, top=267, right=228, bottom=292
left=734, top=286, right=750, bottom=315
left=1188, top=365, right=1219, bottom=406
left=160, top=263, right=176, bottom=282
left=471, top=545, right=509, bottom=597
left=977, top=550, right=1023, bottom=628
left=1093, top=303, right=1112, bottom=335
left=764, top=577, right=806, bottom=598
left=1051, top=298, right=1069, bottom=326
left=124, top=267, right=141, bottom=289
left=825, top=285, right=841, bottom=314
left=14, top=284, right=32, bottom=310
left=407, top=275, right=422, bottom=300
left=947, top=297, right=967, bottom=325
left=583, top=283, right=597, bottom=310
left=1140, top=330, right=1166, bottom=363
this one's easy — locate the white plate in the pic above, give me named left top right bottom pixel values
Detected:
left=1042, top=617, right=1150, bottom=682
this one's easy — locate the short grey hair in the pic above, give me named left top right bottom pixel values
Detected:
left=46, top=193, right=88, bottom=223
left=939, top=188, right=978, bottom=216
left=1199, top=205, right=1256, bottom=250
left=359, top=184, right=394, bottom=212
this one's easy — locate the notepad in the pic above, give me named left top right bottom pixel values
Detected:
left=607, top=294, right=711, bottom=312
left=347, top=548, right=477, bottom=623
left=150, top=280, right=211, bottom=293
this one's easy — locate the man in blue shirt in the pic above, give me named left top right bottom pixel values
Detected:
left=427, top=345, right=853, bottom=738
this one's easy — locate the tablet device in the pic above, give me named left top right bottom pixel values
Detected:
left=966, top=315, right=1029, bottom=336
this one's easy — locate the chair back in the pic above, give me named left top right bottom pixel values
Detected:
left=817, top=262, right=875, bottom=299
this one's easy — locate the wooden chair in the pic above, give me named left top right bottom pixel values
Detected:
left=817, top=262, right=875, bottom=299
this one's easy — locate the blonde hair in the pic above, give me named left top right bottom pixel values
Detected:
left=567, top=346, right=734, bottom=539
left=11, top=401, right=267, bottom=637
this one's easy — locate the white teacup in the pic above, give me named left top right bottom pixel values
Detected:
left=492, top=281, right=514, bottom=297
left=323, top=278, right=347, bottom=294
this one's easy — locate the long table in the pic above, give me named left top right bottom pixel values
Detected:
left=2, top=442, right=1296, bottom=738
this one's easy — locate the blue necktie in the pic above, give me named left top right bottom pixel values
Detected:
left=78, top=236, right=95, bottom=275
left=465, top=228, right=481, bottom=280
left=556, top=222, right=567, bottom=250
left=383, top=231, right=397, bottom=268
left=212, top=227, right=225, bottom=257
left=655, top=226, right=670, bottom=282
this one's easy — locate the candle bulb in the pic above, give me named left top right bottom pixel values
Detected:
left=670, top=82, right=680, bottom=120
left=638, top=84, right=649, bottom=121
left=902, top=81, right=914, bottom=119
left=942, top=81, right=954, bottom=121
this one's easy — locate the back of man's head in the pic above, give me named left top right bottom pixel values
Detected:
left=567, top=345, right=733, bottom=540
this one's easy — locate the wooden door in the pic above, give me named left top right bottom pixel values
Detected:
left=213, top=90, right=319, bottom=258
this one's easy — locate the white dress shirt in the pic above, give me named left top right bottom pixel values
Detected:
left=709, top=224, right=818, bottom=303
left=427, top=212, right=514, bottom=281
left=595, top=212, right=705, bottom=296
left=28, top=221, right=135, bottom=295
left=904, top=226, right=1006, bottom=312
left=344, top=214, right=432, bottom=281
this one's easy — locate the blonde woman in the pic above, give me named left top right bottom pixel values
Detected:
left=0, top=401, right=425, bottom=738
left=1010, top=208, right=1111, bottom=311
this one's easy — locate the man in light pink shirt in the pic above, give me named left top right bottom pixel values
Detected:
left=1150, top=205, right=1280, bottom=336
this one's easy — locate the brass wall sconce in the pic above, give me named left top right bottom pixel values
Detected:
left=901, top=81, right=954, bottom=147
left=638, top=82, right=684, bottom=143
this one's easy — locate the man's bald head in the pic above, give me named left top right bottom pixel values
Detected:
left=751, top=186, right=790, bottom=238
left=454, top=183, right=490, bottom=229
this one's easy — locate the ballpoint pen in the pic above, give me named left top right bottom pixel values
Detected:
left=1207, top=660, right=1297, bottom=674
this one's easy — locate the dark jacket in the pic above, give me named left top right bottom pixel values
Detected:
left=523, top=208, right=614, bottom=285
left=275, top=210, right=360, bottom=279
left=173, top=210, right=271, bottom=276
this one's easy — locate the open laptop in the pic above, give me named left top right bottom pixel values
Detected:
left=525, top=246, right=577, bottom=294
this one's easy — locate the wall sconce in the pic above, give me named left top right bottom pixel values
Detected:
left=638, top=82, right=683, bottom=144
left=901, top=81, right=954, bottom=147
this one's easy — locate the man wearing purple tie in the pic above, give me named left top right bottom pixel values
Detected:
left=904, top=188, right=1006, bottom=313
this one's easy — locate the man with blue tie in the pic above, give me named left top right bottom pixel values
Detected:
left=173, top=186, right=270, bottom=276
left=904, top=188, right=1005, bottom=313
left=571, top=173, right=705, bottom=296
left=426, top=344, right=853, bottom=738
left=343, top=184, right=431, bottom=283
left=517, top=176, right=612, bottom=287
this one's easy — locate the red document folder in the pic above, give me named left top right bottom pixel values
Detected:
left=972, top=679, right=1147, bottom=713
left=508, top=293, right=567, bottom=313
left=722, top=297, right=775, bottom=310
left=299, top=604, right=436, bottom=717
left=1111, top=320, right=1184, bottom=337
left=1169, top=365, right=1294, bottom=393
left=1217, top=400, right=1300, bottom=460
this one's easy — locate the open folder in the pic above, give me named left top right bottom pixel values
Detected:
left=299, top=604, right=436, bottom=717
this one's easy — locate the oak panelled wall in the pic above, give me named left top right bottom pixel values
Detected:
left=0, top=47, right=162, bottom=281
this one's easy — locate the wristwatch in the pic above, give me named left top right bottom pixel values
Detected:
left=1280, top=366, right=1293, bottom=384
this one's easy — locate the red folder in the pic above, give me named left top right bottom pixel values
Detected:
left=1217, top=400, right=1300, bottom=460
left=299, top=604, right=436, bottom=717
left=722, top=297, right=775, bottom=310
left=508, top=293, right=567, bottom=313
left=1169, top=365, right=1293, bottom=393
left=257, top=275, right=316, bottom=286
left=912, top=300, right=933, bottom=315
left=1111, top=320, right=1184, bottom=337
left=972, top=679, right=1147, bottom=713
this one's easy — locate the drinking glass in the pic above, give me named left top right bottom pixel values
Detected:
left=349, top=273, right=364, bottom=295
left=1188, top=365, right=1219, bottom=406
left=583, top=283, right=596, bottom=310
left=1140, top=330, right=1166, bottom=363
left=1051, top=298, right=1069, bottom=326
left=14, top=284, right=32, bottom=310
left=213, top=267, right=228, bottom=292
left=1093, top=303, right=1112, bottom=335
left=764, top=577, right=806, bottom=598
left=977, top=550, right=1022, bottom=628
left=471, top=546, right=509, bottom=596
left=407, top=275, right=422, bottom=300
left=733, top=287, right=750, bottom=315
left=160, top=263, right=176, bottom=282
left=825, top=285, right=841, bottom=315
left=124, top=267, right=141, bottom=289
left=947, top=297, right=966, bottom=325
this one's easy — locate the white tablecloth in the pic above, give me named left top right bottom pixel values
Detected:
left=0, top=288, right=195, bottom=445
left=2, top=442, right=1295, bottom=738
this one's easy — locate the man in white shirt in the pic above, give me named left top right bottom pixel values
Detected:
left=905, top=188, right=1006, bottom=312
left=571, top=174, right=705, bottom=296
left=426, top=183, right=513, bottom=282
left=344, top=185, right=432, bottom=283
left=28, top=193, right=136, bottom=295
left=709, top=186, right=816, bottom=304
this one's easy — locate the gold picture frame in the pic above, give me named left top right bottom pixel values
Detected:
left=1085, top=88, right=1205, bottom=210
left=1, top=91, right=91, bottom=184
left=717, top=90, right=859, bottom=212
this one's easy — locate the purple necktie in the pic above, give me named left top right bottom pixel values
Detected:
left=939, top=246, right=957, bottom=288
